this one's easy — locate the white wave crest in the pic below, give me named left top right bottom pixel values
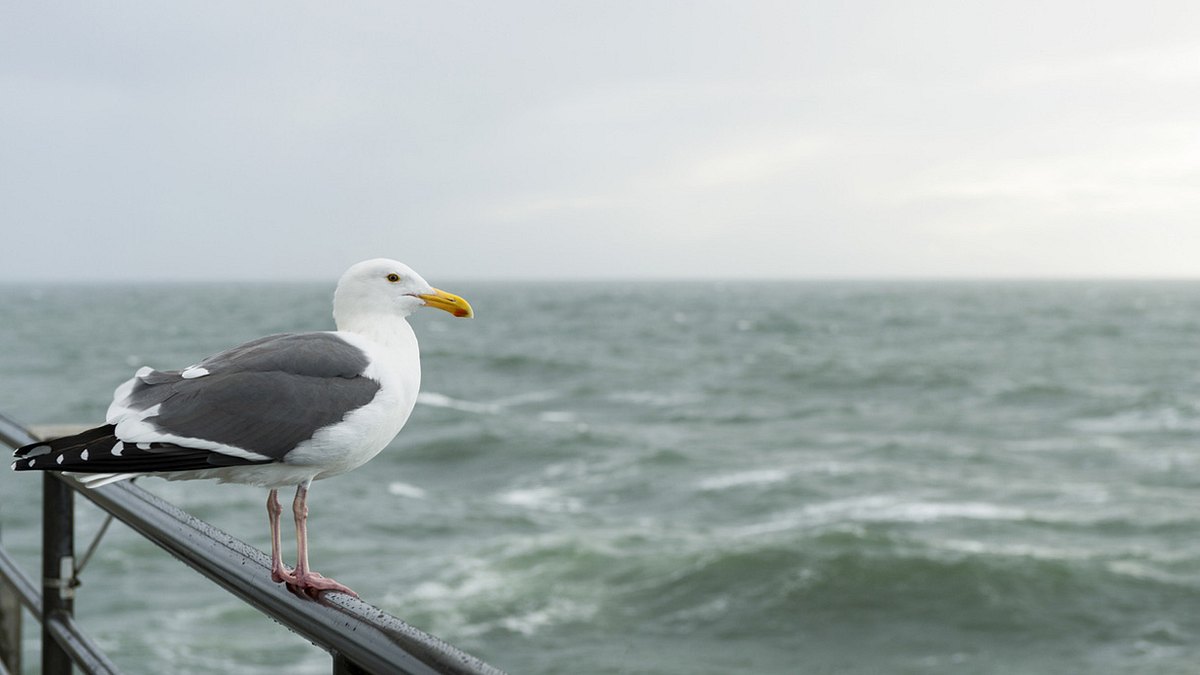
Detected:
left=417, top=392, right=501, bottom=414
left=698, top=469, right=789, bottom=491
left=387, top=481, right=427, bottom=499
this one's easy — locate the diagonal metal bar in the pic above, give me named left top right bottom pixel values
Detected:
left=45, top=611, right=121, bottom=675
left=74, top=512, right=114, bottom=577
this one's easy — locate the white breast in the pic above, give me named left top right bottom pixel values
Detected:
left=283, top=326, right=422, bottom=479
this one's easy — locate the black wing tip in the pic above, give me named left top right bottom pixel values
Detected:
left=12, top=454, right=59, bottom=471
left=14, top=425, right=117, bottom=452
left=12, top=425, right=123, bottom=473
left=13, top=437, right=274, bottom=475
left=13, top=424, right=119, bottom=469
left=13, top=442, right=50, bottom=460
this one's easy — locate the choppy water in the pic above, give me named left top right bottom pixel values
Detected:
left=4, top=280, right=1200, bottom=674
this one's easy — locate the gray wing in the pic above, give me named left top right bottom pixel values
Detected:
left=115, top=332, right=382, bottom=460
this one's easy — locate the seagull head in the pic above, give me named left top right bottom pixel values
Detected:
left=333, top=259, right=474, bottom=328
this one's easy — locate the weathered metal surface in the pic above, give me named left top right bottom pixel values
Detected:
left=42, top=474, right=76, bottom=675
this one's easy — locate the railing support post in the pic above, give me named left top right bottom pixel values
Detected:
left=42, top=475, right=74, bottom=675
left=332, top=652, right=370, bottom=675
left=0, top=515, right=20, bottom=675
left=0, top=570, right=20, bottom=675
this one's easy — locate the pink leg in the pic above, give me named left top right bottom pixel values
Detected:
left=267, top=489, right=296, bottom=584
left=289, top=480, right=358, bottom=597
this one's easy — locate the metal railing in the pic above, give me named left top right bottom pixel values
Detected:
left=0, top=413, right=505, bottom=675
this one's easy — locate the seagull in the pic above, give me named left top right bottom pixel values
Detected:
left=10, top=259, right=473, bottom=597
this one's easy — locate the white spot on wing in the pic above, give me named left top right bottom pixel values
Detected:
left=181, top=366, right=209, bottom=379
left=56, top=455, right=64, bottom=465
left=137, top=443, right=150, bottom=450
left=81, top=449, right=89, bottom=461
left=25, top=445, right=52, bottom=458
left=112, top=442, right=124, bottom=457
left=136, top=366, right=154, bottom=379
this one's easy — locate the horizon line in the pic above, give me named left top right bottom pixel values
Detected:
left=5, top=274, right=1200, bottom=285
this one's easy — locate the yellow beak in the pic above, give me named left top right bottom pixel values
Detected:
left=418, top=288, right=474, bottom=318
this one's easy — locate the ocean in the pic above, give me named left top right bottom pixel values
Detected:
left=3, top=280, right=1200, bottom=674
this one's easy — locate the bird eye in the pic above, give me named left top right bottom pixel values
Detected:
left=386, top=273, right=401, bottom=282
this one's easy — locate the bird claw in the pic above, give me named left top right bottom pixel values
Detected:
left=271, top=566, right=297, bottom=584
left=270, top=556, right=297, bottom=584
left=276, top=569, right=358, bottom=598
left=298, top=571, right=359, bottom=597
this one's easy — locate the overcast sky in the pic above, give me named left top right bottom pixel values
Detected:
left=4, top=1, right=1200, bottom=281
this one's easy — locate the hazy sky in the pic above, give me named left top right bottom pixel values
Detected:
left=4, top=1, right=1200, bottom=281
